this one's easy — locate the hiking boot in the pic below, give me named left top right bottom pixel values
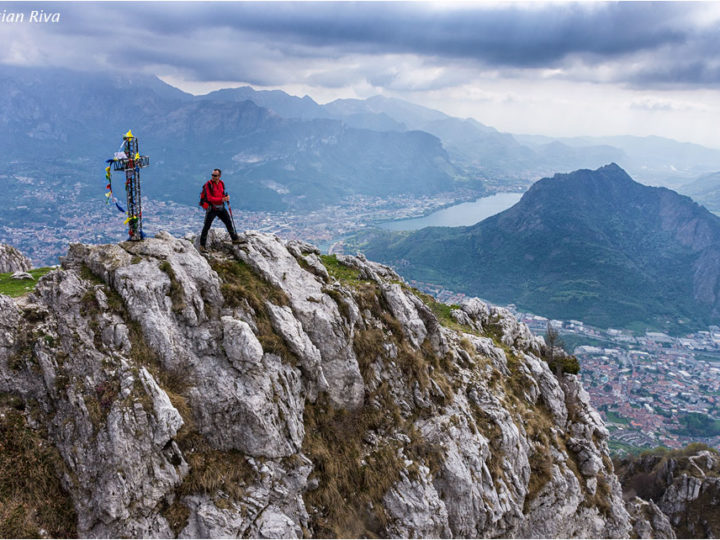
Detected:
left=232, top=237, right=243, bottom=245
left=198, top=245, right=207, bottom=253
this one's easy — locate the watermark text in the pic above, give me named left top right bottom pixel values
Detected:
left=1, top=9, right=61, bottom=23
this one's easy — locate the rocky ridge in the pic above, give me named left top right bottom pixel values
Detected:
left=0, top=229, right=654, bottom=537
left=617, top=444, right=720, bottom=538
left=0, top=243, right=32, bottom=273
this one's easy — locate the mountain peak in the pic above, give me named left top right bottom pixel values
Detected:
left=0, top=230, right=637, bottom=537
left=598, top=161, right=625, bottom=174
left=361, top=165, right=720, bottom=333
left=546, top=162, right=632, bottom=186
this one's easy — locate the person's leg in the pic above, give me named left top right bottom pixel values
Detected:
left=199, top=209, right=217, bottom=247
left=217, top=208, right=238, bottom=240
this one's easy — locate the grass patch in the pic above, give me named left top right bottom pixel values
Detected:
left=302, top=392, right=404, bottom=538
left=608, top=439, right=648, bottom=458
left=638, top=442, right=720, bottom=461
left=210, top=258, right=289, bottom=310
left=210, top=258, right=296, bottom=363
left=86, top=377, right=121, bottom=428
left=521, top=403, right=557, bottom=507
left=0, top=267, right=54, bottom=298
left=158, top=261, right=186, bottom=313
left=353, top=327, right=389, bottom=381
left=0, top=404, right=77, bottom=538
left=176, top=432, right=256, bottom=503
left=605, top=411, right=630, bottom=426
left=403, top=285, right=477, bottom=336
left=79, top=264, right=104, bottom=285
left=322, top=286, right=353, bottom=322
left=319, top=254, right=365, bottom=283
left=161, top=499, right=191, bottom=537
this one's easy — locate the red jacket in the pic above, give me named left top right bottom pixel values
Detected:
left=203, top=179, right=226, bottom=207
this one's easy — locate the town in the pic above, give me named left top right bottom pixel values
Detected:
left=2, top=187, right=482, bottom=267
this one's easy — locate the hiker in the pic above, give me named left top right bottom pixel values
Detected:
left=198, top=168, right=241, bottom=251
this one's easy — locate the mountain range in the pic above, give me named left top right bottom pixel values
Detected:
left=3, top=66, right=720, bottom=214
left=354, top=163, right=720, bottom=333
left=0, top=67, right=469, bottom=212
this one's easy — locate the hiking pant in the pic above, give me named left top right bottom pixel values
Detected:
left=200, top=206, right=237, bottom=247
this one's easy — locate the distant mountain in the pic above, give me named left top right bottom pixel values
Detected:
left=356, top=163, right=720, bottom=333
left=185, top=86, right=720, bottom=189
left=323, top=96, right=662, bottom=181
left=198, top=85, right=330, bottom=120
left=324, top=96, right=540, bottom=180
left=325, top=95, right=449, bottom=129
left=0, top=66, right=190, bottom=159
left=679, top=171, right=720, bottom=214
left=5, top=64, right=720, bottom=256
left=516, top=134, right=720, bottom=187
left=0, top=67, right=469, bottom=212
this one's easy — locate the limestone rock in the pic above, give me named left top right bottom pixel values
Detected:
left=616, top=445, right=720, bottom=538
left=0, top=243, right=32, bottom=273
left=383, top=465, right=451, bottom=538
left=0, top=231, right=634, bottom=538
left=626, top=497, right=676, bottom=539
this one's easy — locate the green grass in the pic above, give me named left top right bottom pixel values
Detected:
left=158, top=261, right=186, bottom=313
left=319, top=254, right=365, bottom=283
left=402, top=285, right=478, bottom=336
left=0, top=268, right=54, bottom=297
left=209, top=258, right=296, bottom=363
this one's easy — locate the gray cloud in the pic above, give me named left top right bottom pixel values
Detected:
left=2, top=1, right=719, bottom=90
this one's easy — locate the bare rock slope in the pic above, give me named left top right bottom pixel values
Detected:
left=0, top=229, right=635, bottom=537
left=617, top=444, right=720, bottom=538
left=0, top=242, right=32, bottom=273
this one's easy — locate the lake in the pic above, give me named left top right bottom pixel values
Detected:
left=378, top=192, right=523, bottom=231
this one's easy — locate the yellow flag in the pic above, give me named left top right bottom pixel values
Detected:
left=124, top=129, right=134, bottom=139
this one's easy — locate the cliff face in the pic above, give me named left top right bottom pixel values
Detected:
left=0, top=230, right=633, bottom=538
left=0, top=243, right=32, bottom=273
left=617, top=445, right=720, bottom=538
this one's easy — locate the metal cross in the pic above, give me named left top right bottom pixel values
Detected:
left=112, top=130, right=150, bottom=240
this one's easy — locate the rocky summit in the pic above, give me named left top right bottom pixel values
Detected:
left=0, top=229, right=669, bottom=538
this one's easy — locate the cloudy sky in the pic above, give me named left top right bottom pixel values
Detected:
left=3, top=1, right=720, bottom=147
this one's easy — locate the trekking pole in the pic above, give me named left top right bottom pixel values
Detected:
left=226, top=199, right=238, bottom=237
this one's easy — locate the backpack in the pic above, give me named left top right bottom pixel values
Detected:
left=199, top=182, right=209, bottom=210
